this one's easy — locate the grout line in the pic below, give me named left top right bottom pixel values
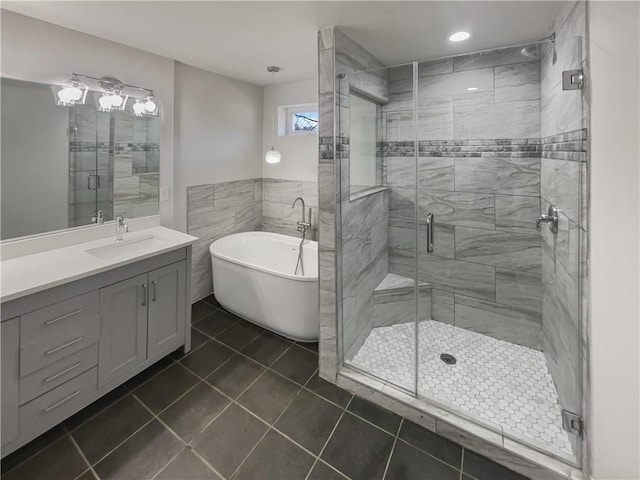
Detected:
left=68, top=433, right=98, bottom=480
left=460, top=448, right=466, bottom=480
left=381, top=432, right=399, bottom=480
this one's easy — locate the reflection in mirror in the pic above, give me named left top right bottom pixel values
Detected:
left=1, top=78, right=160, bottom=241
left=349, top=90, right=384, bottom=197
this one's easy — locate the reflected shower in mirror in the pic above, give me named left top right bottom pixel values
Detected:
left=0, top=78, right=160, bottom=241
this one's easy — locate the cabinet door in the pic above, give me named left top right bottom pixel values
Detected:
left=147, top=262, right=186, bottom=358
left=98, top=273, right=148, bottom=387
left=2, top=318, right=20, bottom=446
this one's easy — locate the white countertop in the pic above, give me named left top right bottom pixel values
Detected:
left=0, top=226, right=198, bottom=303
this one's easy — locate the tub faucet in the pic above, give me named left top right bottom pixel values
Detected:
left=115, top=216, right=129, bottom=241
left=292, top=197, right=311, bottom=238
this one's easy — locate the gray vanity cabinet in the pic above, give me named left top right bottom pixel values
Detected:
left=98, top=273, right=149, bottom=388
left=98, top=261, right=187, bottom=388
left=1, top=317, right=20, bottom=447
left=147, top=261, right=186, bottom=359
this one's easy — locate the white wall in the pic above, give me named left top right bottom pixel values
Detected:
left=588, top=2, right=640, bottom=479
left=262, top=79, right=317, bottom=181
left=1, top=80, right=69, bottom=238
left=0, top=10, right=176, bottom=227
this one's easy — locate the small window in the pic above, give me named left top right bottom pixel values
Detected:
left=279, top=104, right=318, bottom=136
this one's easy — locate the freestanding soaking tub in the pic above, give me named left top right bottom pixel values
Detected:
left=210, top=231, right=319, bottom=342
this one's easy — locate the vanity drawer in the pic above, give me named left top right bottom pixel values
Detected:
left=20, top=343, right=98, bottom=405
left=20, top=320, right=100, bottom=377
left=21, top=291, right=99, bottom=345
left=19, top=367, right=97, bottom=443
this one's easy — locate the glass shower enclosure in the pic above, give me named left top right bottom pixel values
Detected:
left=338, top=37, right=585, bottom=465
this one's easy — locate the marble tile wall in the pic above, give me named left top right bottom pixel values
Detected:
left=262, top=178, right=319, bottom=240
left=186, top=179, right=263, bottom=302
left=384, top=50, right=544, bottom=350
left=540, top=1, right=587, bottom=449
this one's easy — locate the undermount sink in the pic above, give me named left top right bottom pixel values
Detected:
left=86, top=234, right=165, bottom=260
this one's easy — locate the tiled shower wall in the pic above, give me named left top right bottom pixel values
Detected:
left=385, top=48, right=544, bottom=350
left=540, top=0, right=587, bottom=433
left=186, top=177, right=319, bottom=302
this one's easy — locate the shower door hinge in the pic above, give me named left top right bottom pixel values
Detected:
left=562, top=410, right=583, bottom=437
left=563, top=69, right=584, bottom=90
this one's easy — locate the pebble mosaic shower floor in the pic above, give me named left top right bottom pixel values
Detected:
left=349, top=320, right=575, bottom=461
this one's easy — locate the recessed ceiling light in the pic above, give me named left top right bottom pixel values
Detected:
left=449, top=31, right=470, bottom=42
left=467, top=87, right=478, bottom=91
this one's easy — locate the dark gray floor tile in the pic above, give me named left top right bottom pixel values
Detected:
left=275, top=389, right=343, bottom=454
left=205, top=354, right=264, bottom=398
left=159, top=382, right=229, bottom=443
left=2, top=436, right=87, bottom=480
left=179, top=340, right=234, bottom=378
left=65, top=385, right=129, bottom=431
left=271, top=344, right=318, bottom=385
left=192, top=301, right=216, bottom=323
left=238, top=370, right=301, bottom=424
left=94, top=419, right=183, bottom=480
left=194, top=309, right=237, bottom=338
left=230, top=429, right=314, bottom=480
left=385, top=441, right=460, bottom=480
left=155, top=447, right=221, bottom=479
left=76, top=469, right=98, bottom=480
left=215, top=319, right=264, bottom=350
left=463, top=450, right=529, bottom=480
left=124, top=355, right=174, bottom=390
left=172, top=329, right=209, bottom=360
left=134, top=363, right=199, bottom=413
left=203, top=294, right=222, bottom=308
left=1, top=425, right=66, bottom=474
left=307, top=460, right=349, bottom=480
left=305, top=373, right=353, bottom=408
left=398, top=419, right=462, bottom=468
left=241, top=331, right=292, bottom=366
left=348, top=396, right=402, bottom=435
left=193, top=404, right=267, bottom=478
left=298, top=341, right=319, bottom=353
left=321, top=412, right=394, bottom=480
left=72, top=394, right=152, bottom=464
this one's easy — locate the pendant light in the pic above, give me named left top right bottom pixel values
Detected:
left=265, top=66, right=281, bottom=164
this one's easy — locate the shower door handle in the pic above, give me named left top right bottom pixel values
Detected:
left=426, top=213, right=435, bottom=254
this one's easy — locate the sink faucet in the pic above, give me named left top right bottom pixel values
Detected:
left=115, top=216, right=129, bottom=241
left=91, top=210, right=104, bottom=225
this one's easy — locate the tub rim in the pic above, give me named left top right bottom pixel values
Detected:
left=210, top=231, right=318, bottom=282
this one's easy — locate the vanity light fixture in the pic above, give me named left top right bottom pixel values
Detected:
left=466, top=87, right=478, bottom=91
left=51, top=76, right=88, bottom=106
left=265, top=66, right=281, bottom=164
left=449, top=31, right=470, bottom=42
left=53, top=73, right=160, bottom=117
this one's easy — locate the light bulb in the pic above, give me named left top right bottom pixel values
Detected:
left=59, top=86, right=83, bottom=103
left=133, top=101, right=145, bottom=116
left=110, top=94, right=123, bottom=107
left=466, top=87, right=478, bottom=91
left=98, top=94, right=112, bottom=110
left=265, top=147, right=281, bottom=164
left=144, top=98, right=157, bottom=113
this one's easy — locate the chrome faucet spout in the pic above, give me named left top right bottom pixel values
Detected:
left=292, top=197, right=306, bottom=223
left=115, top=216, right=129, bottom=241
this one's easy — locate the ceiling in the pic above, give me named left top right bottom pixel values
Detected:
left=2, top=1, right=569, bottom=85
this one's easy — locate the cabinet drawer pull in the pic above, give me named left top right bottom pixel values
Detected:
left=43, top=362, right=81, bottom=383
left=152, top=280, right=157, bottom=302
left=45, top=337, right=83, bottom=355
left=44, top=308, right=83, bottom=326
left=142, top=284, right=148, bottom=306
left=43, top=390, right=79, bottom=412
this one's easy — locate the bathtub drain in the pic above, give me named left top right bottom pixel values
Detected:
left=440, top=353, right=457, bottom=365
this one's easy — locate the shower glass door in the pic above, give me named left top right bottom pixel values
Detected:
left=339, top=63, right=419, bottom=395
left=415, top=38, right=584, bottom=465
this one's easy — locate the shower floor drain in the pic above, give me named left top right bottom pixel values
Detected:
left=440, top=353, right=457, bottom=365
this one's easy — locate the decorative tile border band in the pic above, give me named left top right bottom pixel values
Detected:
left=376, top=139, right=542, bottom=157
left=70, top=142, right=159, bottom=153
left=541, top=129, right=588, bottom=162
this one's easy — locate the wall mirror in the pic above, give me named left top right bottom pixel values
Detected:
left=1, top=78, right=160, bottom=241
left=348, top=89, right=384, bottom=198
